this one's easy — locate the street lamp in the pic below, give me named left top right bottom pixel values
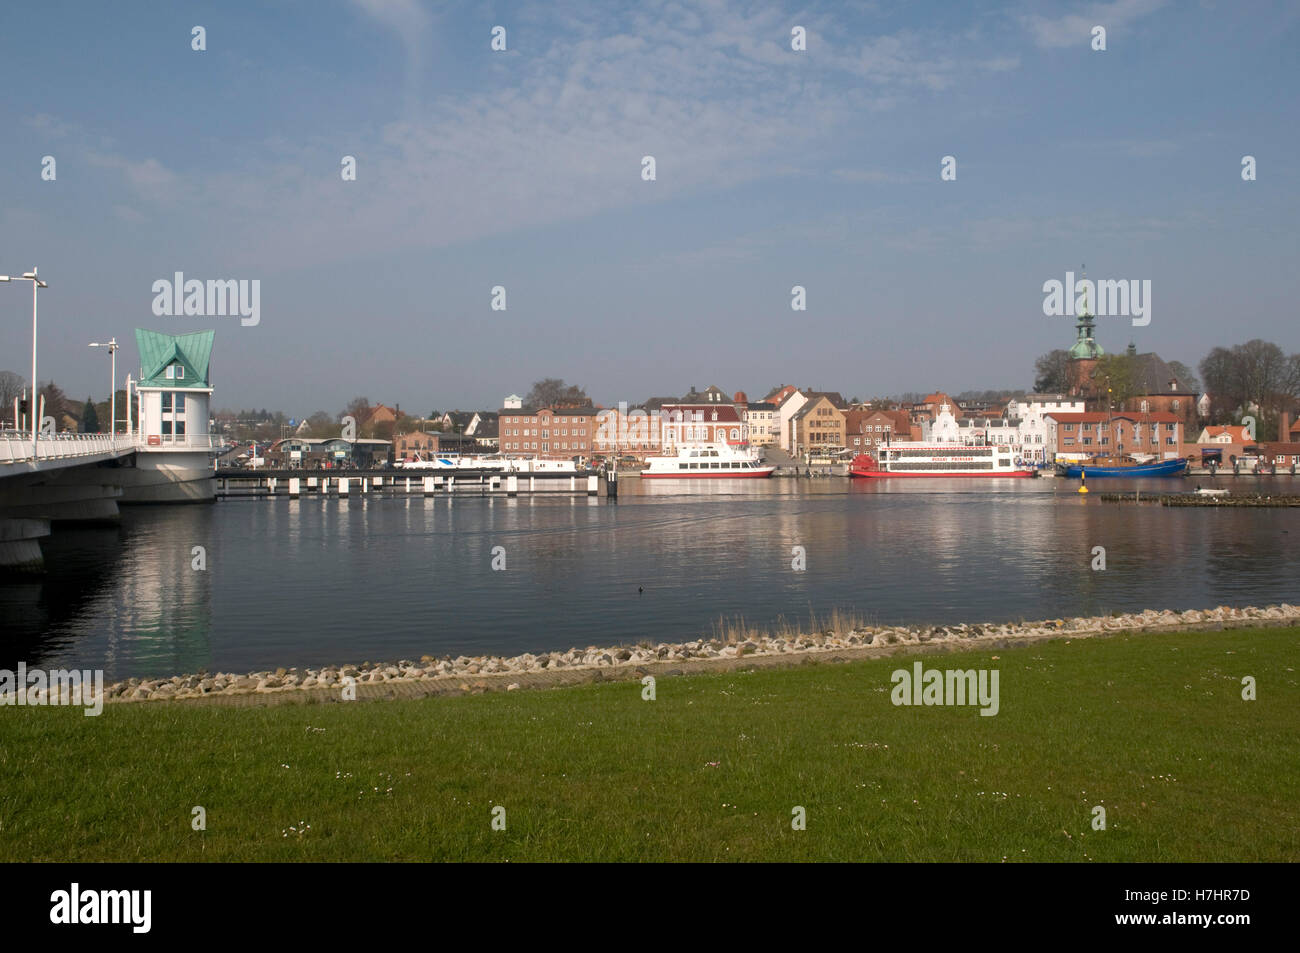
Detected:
left=0, top=267, right=48, bottom=458
left=88, top=338, right=119, bottom=435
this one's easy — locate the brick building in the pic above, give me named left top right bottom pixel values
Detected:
left=498, top=405, right=599, bottom=459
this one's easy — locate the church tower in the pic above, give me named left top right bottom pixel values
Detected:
left=1067, top=268, right=1104, bottom=397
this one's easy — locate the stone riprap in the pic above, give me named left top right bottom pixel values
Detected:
left=90, top=602, right=1300, bottom=707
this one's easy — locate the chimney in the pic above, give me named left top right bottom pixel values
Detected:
left=1282, top=411, right=1292, bottom=442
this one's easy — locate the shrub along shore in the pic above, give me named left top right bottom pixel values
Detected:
left=69, top=601, right=1300, bottom=708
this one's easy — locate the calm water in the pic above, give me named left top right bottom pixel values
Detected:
left=4, top=477, right=1298, bottom=679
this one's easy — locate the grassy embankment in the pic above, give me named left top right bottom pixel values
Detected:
left=2, top=625, right=1296, bottom=861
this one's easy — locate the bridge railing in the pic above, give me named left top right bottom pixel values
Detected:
left=133, top=433, right=226, bottom=450
left=0, top=431, right=138, bottom=465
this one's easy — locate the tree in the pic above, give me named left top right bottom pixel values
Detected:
left=38, top=381, right=72, bottom=426
left=526, top=378, right=588, bottom=408
left=93, top=389, right=128, bottom=433
left=0, top=370, right=23, bottom=413
left=1199, top=340, right=1300, bottom=429
left=1032, top=350, right=1071, bottom=393
left=343, top=396, right=372, bottom=422
left=304, top=411, right=334, bottom=435
left=1093, top=353, right=1139, bottom=410
left=1166, top=361, right=1200, bottom=395
left=82, top=398, right=100, bottom=433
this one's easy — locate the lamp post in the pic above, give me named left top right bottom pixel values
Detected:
left=0, top=267, right=48, bottom=458
left=88, top=337, right=119, bottom=435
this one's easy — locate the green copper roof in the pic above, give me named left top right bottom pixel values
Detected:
left=1068, top=311, right=1104, bottom=361
left=136, top=328, right=214, bottom=387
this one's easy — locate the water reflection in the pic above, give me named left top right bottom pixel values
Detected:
left=1, top=478, right=1296, bottom=679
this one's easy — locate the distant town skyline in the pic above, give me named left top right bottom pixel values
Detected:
left=1, top=0, right=1297, bottom=415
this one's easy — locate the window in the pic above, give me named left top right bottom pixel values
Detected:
left=165, top=365, right=174, bottom=379
left=176, top=366, right=184, bottom=379
left=162, top=392, right=172, bottom=412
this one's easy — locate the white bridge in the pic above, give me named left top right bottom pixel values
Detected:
left=0, top=431, right=221, bottom=476
left=0, top=431, right=225, bottom=571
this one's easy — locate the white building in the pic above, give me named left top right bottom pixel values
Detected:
left=775, top=390, right=808, bottom=452
left=125, top=328, right=219, bottom=501
left=1005, top=394, right=1085, bottom=464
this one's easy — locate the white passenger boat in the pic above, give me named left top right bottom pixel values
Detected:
left=641, top=443, right=775, bottom=479
left=850, top=443, right=1033, bottom=478
left=397, top=453, right=575, bottom=473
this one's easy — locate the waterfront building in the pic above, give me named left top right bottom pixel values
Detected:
left=1256, top=442, right=1300, bottom=468
left=789, top=394, right=846, bottom=456
left=1044, top=411, right=1182, bottom=459
left=660, top=403, right=746, bottom=451
left=1197, top=425, right=1252, bottom=444
left=843, top=409, right=910, bottom=453
left=743, top=401, right=779, bottom=447
left=1006, top=394, right=1085, bottom=464
left=499, top=404, right=598, bottom=459
left=958, top=415, right=1019, bottom=446
left=120, top=328, right=220, bottom=501
left=773, top=389, right=808, bottom=452
left=593, top=402, right=663, bottom=459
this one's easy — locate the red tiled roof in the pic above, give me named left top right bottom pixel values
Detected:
left=1201, top=426, right=1250, bottom=441
left=662, top=403, right=743, bottom=423
left=1046, top=411, right=1180, bottom=423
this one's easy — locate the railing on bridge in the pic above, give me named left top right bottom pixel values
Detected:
left=0, top=431, right=221, bottom=465
left=136, top=433, right=226, bottom=450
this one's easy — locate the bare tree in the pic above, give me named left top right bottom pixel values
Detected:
left=0, top=370, right=23, bottom=410
left=1032, top=350, right=1072, bottom=393
left=1166, top=361, right=1200, bottom=394
left=526, top=378, right=588, bottom=408
left=343, top=396, right=372, bottom=422
left=1199, top=340, right=1300, bottom=435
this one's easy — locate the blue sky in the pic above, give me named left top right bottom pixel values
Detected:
left=1, top=0, right=1297, bottom=416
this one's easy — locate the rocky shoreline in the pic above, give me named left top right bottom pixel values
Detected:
left=98, top=602, right=1300, bottom=706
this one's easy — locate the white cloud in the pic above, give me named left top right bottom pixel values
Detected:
left=1022, top=0, right=1168, bottom=49
left=38, top=1, right=1040, bottom=270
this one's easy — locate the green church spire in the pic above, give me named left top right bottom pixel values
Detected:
left=1067, top=266, right=1105, bottom=361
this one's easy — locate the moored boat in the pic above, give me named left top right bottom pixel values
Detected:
left=850, top=443, right=1034, bottom=478
left=642, top=443, right=775, bottom=478
left=1059, top=457, right=1188, bottom=478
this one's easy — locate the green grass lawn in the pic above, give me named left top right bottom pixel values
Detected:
left=2, top=626, right=1297, bottom=862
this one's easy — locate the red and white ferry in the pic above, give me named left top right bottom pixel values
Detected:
left=642, top=443, right=775, bottom=479
left=851, top=443, right=1034, bottom=478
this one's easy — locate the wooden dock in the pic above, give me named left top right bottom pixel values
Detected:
left=1098, top=491, right=1300, bottom=507
left=214, top=468, right=611, bottom=500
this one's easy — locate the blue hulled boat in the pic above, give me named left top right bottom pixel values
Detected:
left=1061, top=458, right=1188, bottom=478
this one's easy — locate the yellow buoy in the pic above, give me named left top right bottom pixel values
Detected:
left=1078, top=470, right=1088, bottom=494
